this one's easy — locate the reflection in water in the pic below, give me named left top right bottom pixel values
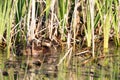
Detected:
left=0, top=50, right=59, bottom=80
left=0, top=47, right=120, bottom=80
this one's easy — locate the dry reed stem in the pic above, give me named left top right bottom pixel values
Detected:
left=31, top=0, right=36, bottom=40
left=118, top=0, right=120, bottom=38
left=27, top=2, right=31, bottom=41
left=49, top=0, right=56, bottom=40
left=73, top=1, right=80, bottom=51
left=66, top=0, right=71, bottom=49
left=66, top=46, right=72, bottom=66
left=67, top=31, right=71, bottom=49
left=89, top=0, right=95, bottom=57
left=57, top=47, right=73, bottom=66
left=27, top=0, right=36, bottom=42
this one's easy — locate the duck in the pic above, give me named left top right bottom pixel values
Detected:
left=31, top=39, right=43, bottom=57
left=23, top=38, right=55, bottom=57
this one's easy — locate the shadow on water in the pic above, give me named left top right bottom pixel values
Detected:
left=70, top=47, right=120, bottom=80
left=0, top=50, right=59, bottom=80
left=0, top=46, right=120, bottom=80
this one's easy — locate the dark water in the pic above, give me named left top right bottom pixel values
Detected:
left=0, top=50, right=59, bottom=80
left=0, top=47, right=120, bottom=80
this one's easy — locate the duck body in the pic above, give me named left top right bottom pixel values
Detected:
left=23, top=39, right=57, bottom=57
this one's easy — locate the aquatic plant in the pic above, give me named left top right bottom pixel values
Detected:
left=58, top=0, right=69, bottom=42
left=1, top=1, right=120, bottom=80
left=0, top=0, right=14, bottom=58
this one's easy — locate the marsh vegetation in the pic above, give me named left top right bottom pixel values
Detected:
left=0, top=0, right=120, bottom=80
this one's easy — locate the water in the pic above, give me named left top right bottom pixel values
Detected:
left=0, top=47, right=120, bottom=80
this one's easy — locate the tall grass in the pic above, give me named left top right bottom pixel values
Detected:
left=46, top=0, right=51, bottom=19
left=95, top=0, right=118, bottom=52
left=72, top=1, right=81, bottom=50
left=0, top=1, right=120, bottom=80
left=58, top=0, right=68, bottom=41
left=0, top=0, right=29, bottom=58
left=15, top=0, right=27, bottom=32
left=113, top=0, right=120, bottom=46
left=85, top=0, right=91, bottom=48
left=0, top=1, right=5, bottom=43
left=89, top=0, right=95, bottom=57
left=27, top=0, right=36, bottom=42
left=103, top=0, right=112, bottom=51
left=85, top=0, right=95, bottom=56
left=0, top=0, right=14, bottom=58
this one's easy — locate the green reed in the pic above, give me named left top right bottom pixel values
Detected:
left=113, top=0, right=120, bottom=46
left=15, top=0, right=27, bottom=43
left=103, top=0, right=113, bottom=51
left=46, top=0, right=51, bottom=18
left=95, top=0, right=117, bottom=51
left=0, top=0, right=29, bottom=58
left=85, top=0, right=91, bottom=48
left=85, top=0, right=95, bottom=57
left=0, top=1, right=5, bottom=43
left=58, top=0, right=68, bottom=41
left=11, top=0, right=28, bottom=57
left=0, top=0, right=13, bottom=58
left=0, top=0, right=12, bottom=45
